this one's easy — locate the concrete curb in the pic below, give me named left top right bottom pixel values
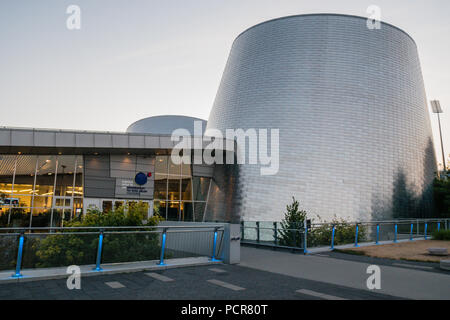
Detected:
left=0, top=256, right=222, bottom=284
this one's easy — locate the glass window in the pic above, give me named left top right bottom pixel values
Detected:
left=102, top=200, right=113, bottom=212
left=14, top=195, right=32, bottom=208
left=181, top=162, right=191, bottom=177
left=13, top=155, right=37, bottom=196
left=168, top=157, right=181, bottom=176
left=153, top=201, right=167, bottom=219
left=9, top=208, right=31, bottom=228
left=193, top=177, right=211, bottom=201
left=34, top=156, right=57, bottom=196
left=181, top=202, right=193, bottom=221
left=55, top=155, right=78, bottom=197
left=154, top=176, right=167, bottom=200
left=31, top=208, right=51, bottom=227
left=193, top=202, right=206, bottom=222
left=167, top=201, right=180, bottom=221
left=0, top=155, right=16, bottom=200
left=73, top=198, right=83, bottom=218
left=155, top=156, right=168, bottom=176
left=168, top=179, right=180, bottom=201
left=114, top=200, right=124, bottom=210
left=74, top=156, right=83, bottom=189
left=181, top=178, right=192, bottom=201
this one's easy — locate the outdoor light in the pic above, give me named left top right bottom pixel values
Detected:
left=430, top=100, right=446, bottom=172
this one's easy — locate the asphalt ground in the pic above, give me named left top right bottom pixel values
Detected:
left=0, top=263, right=401, bottom=300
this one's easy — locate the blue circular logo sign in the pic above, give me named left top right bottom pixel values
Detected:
left=134, top=172, right=148, bottom=185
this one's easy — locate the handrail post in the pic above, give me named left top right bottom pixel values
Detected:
left=410, top=223, right=414, bottom=241
left=12, top=230, right=25, bottom=278
left=256, top=221, right=260, bottom=243
left=241, top=221, right=245, bottom=241
left=158, top=228, right=168, bottom=266
left=303, top=219, right=308, bottom=254
left=376, top=224, right=380, bottom=245
left=93, top=229, right=104, bottom=271
left=273, top=222, right=278, bottom=246
left=424, top=223, right=428, bottom=240
left=354, top=224, right=360, bottom=247
left=211, top=227, right=221, bottom=262
left=330, top=225, right=335, bottom=250
left=437, top=222, right=440, bottom=232
left=394, top=224, right=398, bottom=243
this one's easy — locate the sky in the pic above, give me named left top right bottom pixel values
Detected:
left=0, top=0, right=449, bottom=168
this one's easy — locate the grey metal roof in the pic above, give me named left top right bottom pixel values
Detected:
left=127, top=115, right=207, bottom=135
left=0, top=127, right=234, bottom=155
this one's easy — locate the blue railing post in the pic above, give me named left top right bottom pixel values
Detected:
left=437, top=222, right=440, bottom=232
left=376, top=224, right=380, bottom=245
left=394, top=224, right=398, bottom=243
left=211, top=227, right=221, bottom=262
left=303, top=219, right=308, bottom=254
left=12, top=231, right=25, bottom=278
left=354, top=224, right=360, bottom=247
left=424, top=223, right=428, bottom=240
left=330, top=225, right=335, bottom=250
left=93, top=230, right=104, bottom=271
left=158, top=228, right=168, bottom=266
left=410, top=223, right=414, bottom=241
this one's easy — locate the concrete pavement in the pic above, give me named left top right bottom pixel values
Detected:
left=239, top=246, right=450, bottom=300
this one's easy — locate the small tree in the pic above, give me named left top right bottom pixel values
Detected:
left=278, top=197, right=307, bottom=247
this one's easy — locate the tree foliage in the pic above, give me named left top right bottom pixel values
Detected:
left=278, top=197, right=307, bottom=247
left=433, top=177, right=450, bottom=218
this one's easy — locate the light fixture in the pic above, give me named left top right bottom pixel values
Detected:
left=430, top=100, right=446, bottom=173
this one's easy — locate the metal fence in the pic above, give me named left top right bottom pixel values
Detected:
left=241, top=218, right=450, bottom=253
left=0, top=225, right=224, bottom=278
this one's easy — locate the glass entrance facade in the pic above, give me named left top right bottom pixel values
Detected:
left=0, top=153, right=213, bottom=226
left=153, top=155, right=211, bottom=222
left=0, top=155, right=83, bottom=227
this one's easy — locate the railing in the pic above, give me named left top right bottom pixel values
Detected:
left=0, top=225, right=225, bottom=278
left=241, top=218, right=450, bottom=253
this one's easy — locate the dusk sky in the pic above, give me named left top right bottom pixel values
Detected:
left=0, top=0, right=449, bottom=168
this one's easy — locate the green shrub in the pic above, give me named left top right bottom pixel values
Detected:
left=309, top=217, right=367, bottom=247
left=11, top=202, right=165, bottom=269
left=278, top=197, right=307, bottom=247
left=432, top=229, right=450, bottom=241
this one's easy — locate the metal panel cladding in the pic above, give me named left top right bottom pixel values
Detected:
left=207, top=14, right=437, bottom=222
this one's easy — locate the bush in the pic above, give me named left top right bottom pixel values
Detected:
left=309, top=217, right=367, bottom=247
left=432, top=229, right=450, bottom=241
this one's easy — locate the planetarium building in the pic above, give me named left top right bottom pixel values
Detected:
left=0, top=14, right=437, bottom=227
left=207, top=14, right=437, bottom=222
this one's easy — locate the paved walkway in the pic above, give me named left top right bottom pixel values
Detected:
left=0, top=264, right=400, bottom=300
left=239, top=247, right=450, bottom=300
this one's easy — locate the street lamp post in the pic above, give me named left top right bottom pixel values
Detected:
left=430, top=100, right=446, bottom=175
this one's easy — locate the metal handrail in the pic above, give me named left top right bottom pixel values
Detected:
left=241, top=218, right=450, bottom=253
left=1, top=224, right=226, bottom=278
